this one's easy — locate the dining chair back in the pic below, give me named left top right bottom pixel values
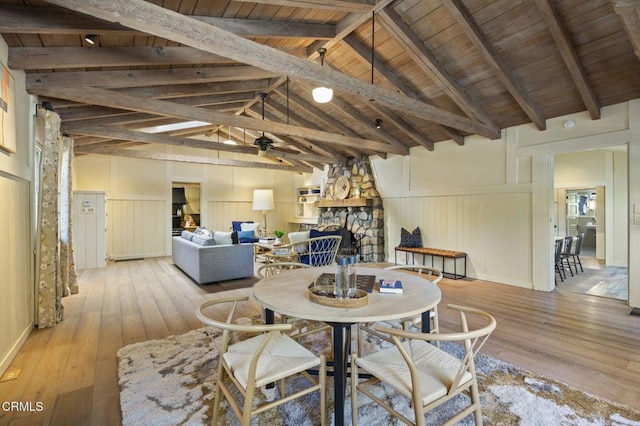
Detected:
left=351, top=304, right=496, bottom=426
left=357, top=265, right=443, bottom=355
left=554, top=238, right=565, bottom=283
left=560, top=236, right=574, bottom=276
left=196, top=296, right=326, bottom=426
left=256, top=262, right=311, bottom=279
left=570, top=233, right=584, bottom=273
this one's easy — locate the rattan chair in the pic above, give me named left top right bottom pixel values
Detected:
left=357, top=265, right=443, bottom=355
left=277, top=235, right=342, bottom=266
left=196, top=296, right=326, bottom=426
left=351, top=304, right=496, bottom=426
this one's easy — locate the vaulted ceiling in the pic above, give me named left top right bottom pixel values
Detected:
left=2, top=0, right=640, bottom=173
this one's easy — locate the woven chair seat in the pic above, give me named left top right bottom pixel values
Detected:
left=225, top=331, right=321, bottom=389
left=356, top=339, right=472, bottom=406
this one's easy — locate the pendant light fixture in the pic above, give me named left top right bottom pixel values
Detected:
left=312, top=48, right=333, bottom=103
left=223, top=125, right=236, bottom=145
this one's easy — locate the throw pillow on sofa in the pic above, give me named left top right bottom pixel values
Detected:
left=237, top=230, right=255, bottom=242
left=240, top=222, right=260, bottom=239
left=191, top=235, right=216, bottom=246
left=214, top=231, right=234, bottom=245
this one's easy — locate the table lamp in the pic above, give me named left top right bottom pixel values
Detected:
left=252, top=189, right=274, bottom=236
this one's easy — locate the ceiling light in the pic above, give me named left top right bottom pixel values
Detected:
left=563, top=119, right=575, bottom=129
left=84, top=34, right=98, bottom=45
left=375, top=118, right=382, bottom=129
left=312, top=48, right=333, bottom=103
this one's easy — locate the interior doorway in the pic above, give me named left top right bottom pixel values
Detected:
left=171, top=182, right=201, bottom=236
left=553, top=147, right=628, bottom=301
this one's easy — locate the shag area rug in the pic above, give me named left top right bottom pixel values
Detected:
left=118, top=323, right=640, bottom=426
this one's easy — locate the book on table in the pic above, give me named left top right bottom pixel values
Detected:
left=379, top=279, right=403, bottom=294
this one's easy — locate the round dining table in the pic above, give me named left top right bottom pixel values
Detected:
left=252, top=265, right=441, bottom=426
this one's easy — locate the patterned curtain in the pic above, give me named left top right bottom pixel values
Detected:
left=59, top=136, right=78, bottom=296
left=36, top=106, right=78, bottom=328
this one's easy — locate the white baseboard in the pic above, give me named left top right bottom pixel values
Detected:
left=0, top=322, right=33, bottom=377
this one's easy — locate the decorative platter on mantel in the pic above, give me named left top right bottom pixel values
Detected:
left=334, top=176, right=350, bottom=200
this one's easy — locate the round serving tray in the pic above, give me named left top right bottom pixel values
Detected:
left=308, top=287, right=368, bottom=308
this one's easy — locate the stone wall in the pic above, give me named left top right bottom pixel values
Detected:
left=319, top=159, right=384, bottom=262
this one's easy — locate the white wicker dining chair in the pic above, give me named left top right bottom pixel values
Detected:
left=351, top=304, right=496, bottom=426
left=196, top=296, right=327, bottom=426
left=357, top=265, right=443, bottom=355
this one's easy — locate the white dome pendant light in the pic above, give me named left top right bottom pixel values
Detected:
left=312, top=48, right=333, bottom=103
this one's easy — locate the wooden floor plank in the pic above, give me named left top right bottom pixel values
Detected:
left=0, top=256, right=639, bottom=426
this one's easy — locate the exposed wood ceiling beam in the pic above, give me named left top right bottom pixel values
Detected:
left=9, top=46, right=304, bottom=70
left=68, top=125, right=332, bottom=165
left=74, top=146, right=313, bottom=173
left=342, top=35, right=448, bottom=147
left=306, top=0, right=395, bottom=56
left=440, top=0, right=547, bottom=131
left=34, top=85, right=404, bottom=154
left=114, top=80, right=273, bottom=100
left=534, top=0, right=600, bottom=120
left=42, top=0, right=499, bottom=139
left=368, top=104, right=435, bottom=151
left=292, top=80, right=409, bottom=155
left=378, top=8, right=499, bottom=134
left=0, top=5, right=335, bottom=39
left=253, top=105, right=351, bottom=162
left=270, top=86, right=382, bottom=157
left=229, top=0, right=375, bottom=13
left=27, top=67, right=278, bottom=90
left=612, top=0, right=640, bottom=58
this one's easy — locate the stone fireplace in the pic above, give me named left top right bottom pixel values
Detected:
left=318, top=159, right=384, bottom=263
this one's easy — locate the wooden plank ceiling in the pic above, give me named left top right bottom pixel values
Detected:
left=2, top=0, right=640, bottom=172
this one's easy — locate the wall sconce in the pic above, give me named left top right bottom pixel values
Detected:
left=312, top=48, right=333, bottom=103
left=375, top=118, right=382, bottom=129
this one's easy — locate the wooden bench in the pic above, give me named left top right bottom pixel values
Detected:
left=394, top=246, right=467, bottom=280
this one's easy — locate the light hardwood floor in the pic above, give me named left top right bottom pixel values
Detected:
left=1, top=257, right=640, bottom=425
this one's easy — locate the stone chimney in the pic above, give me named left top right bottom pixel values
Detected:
left=318, top=158, right=384, bottom=263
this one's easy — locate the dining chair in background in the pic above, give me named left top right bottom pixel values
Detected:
left=554, top=238, right=565, bottom=284
left=196, top=296, right=327, bottom=426
left=351, top=304, right=496, bottom=426
left=560, top=235, right=575, bottom=277
left=569, top=233, right=584, bottom=273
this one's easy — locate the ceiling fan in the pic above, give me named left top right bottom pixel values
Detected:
left=253, top=92, right=300, bottom=157
left=254, top=92, right=274, bottom=153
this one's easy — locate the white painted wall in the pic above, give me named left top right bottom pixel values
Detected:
left=73, top=144, right=302, bottom=259
left=0, top=38, right=36, bottom=375
left=375, top=101, right=639, bottom=305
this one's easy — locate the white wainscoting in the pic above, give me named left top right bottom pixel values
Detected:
left=384, top=192, right=533, bottom=288
left=107, top=199, right=166, bottom=260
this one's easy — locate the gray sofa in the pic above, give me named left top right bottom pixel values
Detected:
left=172, top=232, right=254, bottom=284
